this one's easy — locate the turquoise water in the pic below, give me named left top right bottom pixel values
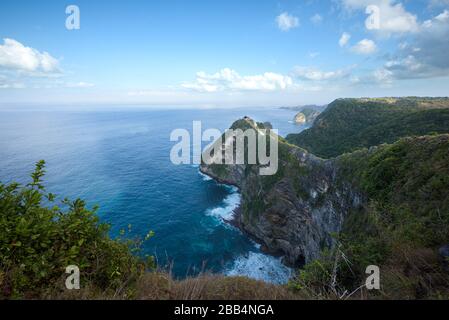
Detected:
left=0, top=106, right=306, bottom=283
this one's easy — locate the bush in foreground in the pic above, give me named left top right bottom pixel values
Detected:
left=0, top=161, right=149, bottom=299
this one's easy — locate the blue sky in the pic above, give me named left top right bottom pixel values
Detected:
left=0, top=0, right=448, bottom=107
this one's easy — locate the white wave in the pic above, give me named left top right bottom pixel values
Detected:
left=202, top=174, right=291, bottom=284
left=219, top=183, right=239, bottom=193
left=225, top=251, right=293, bottom=284
left=198, top=171, right=212, bottom=181
left=206, top=191, right=241, bottom=222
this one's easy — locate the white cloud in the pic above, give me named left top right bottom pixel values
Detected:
left=0, top=38, right=60, bottom=73
left=276, top=12, right=300, bottom=31
left=293, top=66, right=351, bottom=81
left=351, top=39, right=377, bottom=54
left=436, top=9, right=449, bottom=21
left=182, top=68, right=295, bottom=92
left=310, top=14, right=323, bottom=25
left=0, top=82, right=26, bottom=89
left=383, top=9, right=449, bottom=79
left=429, top=0, right=449, bottom=8
left=338, top=1, right=449, bottom=82
left=339, top=32, right=351, bottom=47
left=308, top=52, right=320, bottom=58
left=341, top=0, right=419, bottom=35
left=66, top=82, right=95, bottom=88
left=0, top=39, right=98, bottom=91
left=424, top=9, right=449, bottom=27
left=373, top=68, right=394, bottom=83
left=349, top=75, right=361, bottom=84
left=385, top=55, right=422, bottom=71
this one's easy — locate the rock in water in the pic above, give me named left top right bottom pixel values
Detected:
left=294, top=113, right=306, bottom=124
left=293, top=108, right=321, bottom=125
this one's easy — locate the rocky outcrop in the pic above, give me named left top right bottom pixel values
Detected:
left=294, top=113, right=307, bottom=124
left=293, top=108, right=321, bottom=125
left=200, top=118, right=364, bottom=267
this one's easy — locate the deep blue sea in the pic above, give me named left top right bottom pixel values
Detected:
left=0, top=106, right=308, bottom=283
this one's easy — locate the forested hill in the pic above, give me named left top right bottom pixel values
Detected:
left=286, top=97, right=449, bottom=159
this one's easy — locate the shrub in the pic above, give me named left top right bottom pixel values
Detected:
left=288, top=135, right=449, bottom=299
left=0, top=161, right=153, bottom=298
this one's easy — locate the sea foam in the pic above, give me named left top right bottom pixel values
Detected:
left=206, top=188, right=240, bottom=222
left=202, top=173, right=293, bottom=284
left=225, top=251, right=293, bottom=284
left=198, top=171, right=212, bottom=181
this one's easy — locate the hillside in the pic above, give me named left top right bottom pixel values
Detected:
left=201, top=117, right=449, bottom=299
left=332, top=134, right=449, bottom=298
left=288, top=134, right=449, bottom=299
left=201, top=118, right=363, bottom=267
left=2, top=113, right=448, bottom=300
left=286, top=97, right=449, bottom=158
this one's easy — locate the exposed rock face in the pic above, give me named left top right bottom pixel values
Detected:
left=294, top=113, right=307, bottom=124
left=200, top=118, right=364, bottom=267
left=294, top=108, right=321, bottom=125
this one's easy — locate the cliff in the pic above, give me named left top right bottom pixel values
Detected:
left=294, top=113, right=307, bottom=124
left=200, top=118, right=364, bottom=267
left=294, top=108, right=321, bottom=124
left=200, top=110, right=449, bottom=298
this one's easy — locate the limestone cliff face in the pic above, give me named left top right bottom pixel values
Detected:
left=294, top=113, right=307, bottom=124
left=200, top=118, right=364, bottom=267
left=294, top=108, right=321, bottom=125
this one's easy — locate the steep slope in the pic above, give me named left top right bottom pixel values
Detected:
left=286, top=97, right=449, bottom=158
left=316, top=134, right=449, bottom=298
left=200, top=118, right=364, bottom=267
left=200, top=116, right=449, bottom=297
left=294, top=107, right=321, bottom=124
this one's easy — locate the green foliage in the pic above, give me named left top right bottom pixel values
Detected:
left=209, top=163, right=229, bottom=179
left=290, top=135, right=449, bottom=298
left=242, top=197, right=266, bottom=222
left=299, top=108, right=320, bottom=119
left=288, top=251, right=334, bottom=294
left=0, top=161, right=154, bottom=298
left=340, top=134, right=449, bottom=240
left=287, top=97, right=449, bottom=158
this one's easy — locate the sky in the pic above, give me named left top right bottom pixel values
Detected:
left=0, top=0, right=448, bottom=107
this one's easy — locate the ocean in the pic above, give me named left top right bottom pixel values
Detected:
left=0, top=106, right=308, bottom=284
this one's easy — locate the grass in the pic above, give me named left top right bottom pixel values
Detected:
left=136, top=272, right=301, bottom=300
left=42, top=271, right=303, bottom=300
